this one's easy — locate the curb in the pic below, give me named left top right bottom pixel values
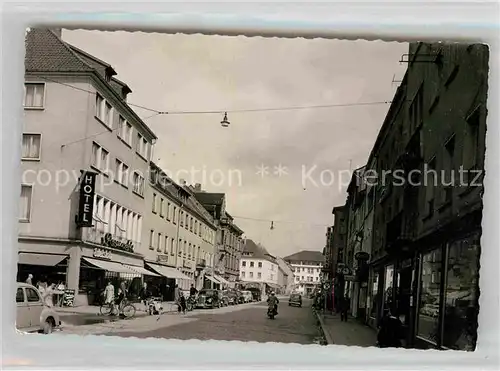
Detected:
left=314, top=309, right=334, bottom=345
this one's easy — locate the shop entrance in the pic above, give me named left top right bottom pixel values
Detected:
left=396, top=259, right=415, bottom=346
left=17, top=260, right=68, bottom=286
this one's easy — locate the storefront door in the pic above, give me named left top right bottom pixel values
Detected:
left=396, top=258, right=415, bottom=346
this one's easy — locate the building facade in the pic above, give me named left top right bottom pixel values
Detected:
left=141, top=164, right=218, bottom=295
left=239, top=239, right=280, bottom=294
left=284, top=251, right=325, bottom=296
left=276, top=256, right=294, bottom=295
left=191, top=187, right=244, bottom=287
left=19, top=28, right=158, bottom=305
left=335, top=42, right=487, bottom=351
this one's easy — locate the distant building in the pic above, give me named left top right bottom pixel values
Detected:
left=276, top=256, right=294, bottom=295
left=284, top=250, right=325, bottom=296
left=239, top=239, right=280, bottom=294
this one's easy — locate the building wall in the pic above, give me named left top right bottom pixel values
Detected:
left=290, top=261, right=323, bottom=294
left=239, top=258, right=278, bottom=284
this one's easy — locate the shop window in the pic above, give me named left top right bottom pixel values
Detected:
left=383, top=265, right=394, bottom=313
left=369, top=271, right=380, bottom=319
left=417, top=248, right=442, bottom=344
left=442, top=236, right=480, bottom=351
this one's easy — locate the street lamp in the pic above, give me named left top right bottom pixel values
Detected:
left=221, top=112, right=230, bottom=127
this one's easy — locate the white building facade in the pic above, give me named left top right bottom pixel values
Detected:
left=284, top=251, right=325, bottom=296
left=19, top=28, right=158, bottom=305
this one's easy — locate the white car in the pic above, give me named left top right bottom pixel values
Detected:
left=16, top=283, right=61, bottom=334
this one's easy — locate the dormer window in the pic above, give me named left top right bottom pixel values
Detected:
left=105, top=73, right=111, bottom=82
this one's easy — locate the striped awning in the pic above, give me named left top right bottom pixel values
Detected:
left=18, top=253, right=67, bottom=267
left=205, top=275, right=220, bottom=284
left=124, top=264, right=160, bottom=277
left=145, top=263, right=191, bottom=280
left=82, top=257, right=136, bottom=274
left=214, top=275, right=230, bottom=285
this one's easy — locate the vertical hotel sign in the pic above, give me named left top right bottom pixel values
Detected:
left=77, top=171, right=97, bottom=227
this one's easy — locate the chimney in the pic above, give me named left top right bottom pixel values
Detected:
left=50, top=28, right=62, bottom=38
left=194, top=183, right=202, bottom=192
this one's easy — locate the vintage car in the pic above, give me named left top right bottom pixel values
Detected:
left=220, top=290, right=230, bottom=306
left=225, top=290, right=238, bottom=305
left=247, top=288, right=262, bottom=302
left=241, top=290, right=253, bottom=303
left=289, top=293, right=303, bottom=307
left=196, top=289, right=221, bottom=309
left=16, top=283, right=61, bottom=334
left=235, top=290, right=245, bottom=304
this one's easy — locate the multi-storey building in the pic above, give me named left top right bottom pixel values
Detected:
left=284, top=251, right=325, bottom=296
left=19, top=28, right=157, bottom=305
left=276, top=256, right=294, bottom=295
left=339, top=42, right=488, bottom=351
left=141, top=164, right=217, bottom=297
left=190, top=186, right=244, bottom=287
left=239, top=239, right=280, bottom=294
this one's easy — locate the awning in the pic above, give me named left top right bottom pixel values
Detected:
left=82, top=257, right=135, bottom=274
left=214, top=275, right=230, bottom=285
left=18, top=253, right=67, bottom=267
left=124, top=264, right=160, bottom=277
left=145, top=263, right=191, bottom=280
left=205, top=275, right=220, bottom=284
left=266, top=283, right=280, bottom=289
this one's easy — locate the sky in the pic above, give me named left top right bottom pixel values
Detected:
left=62, top=29, right=408, bottom=258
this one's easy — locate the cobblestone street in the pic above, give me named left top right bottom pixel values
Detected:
left=58, top=299, right=322, bottom=345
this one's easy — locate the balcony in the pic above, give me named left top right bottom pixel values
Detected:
left=85, top=228, right=138, bottom=253
left=196, top=259, right=207, bottom=269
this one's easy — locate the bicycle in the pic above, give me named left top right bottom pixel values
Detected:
left=99, top=298, right=137, bottom=318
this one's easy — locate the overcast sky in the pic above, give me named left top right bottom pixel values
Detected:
left=63, top=29, right=407, bottom=258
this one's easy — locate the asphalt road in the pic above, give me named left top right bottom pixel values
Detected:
left=107, top=299, right=322, bottom=344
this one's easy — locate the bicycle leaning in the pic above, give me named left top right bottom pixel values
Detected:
left=99, top=298, right=137, bottom=319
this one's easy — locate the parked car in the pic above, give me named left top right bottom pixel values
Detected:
left=235, top=290, right=245, bottom=304
left=220, top=290, right=230, bottom=306
left=241, top=290, right=253, bottom=303
left=247, top=288, right=262, bottom=302
left=226, top=290, right=238, bottom=305
left=196, top=289, right=221, bottom=309
left=289, top=293, right=303, bottom=307
left=16, top=283, right=61, bottom=334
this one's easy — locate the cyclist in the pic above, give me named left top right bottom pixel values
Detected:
left=114, top=281, right=128, bottom=316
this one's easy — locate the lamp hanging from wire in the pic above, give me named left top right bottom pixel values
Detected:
left=270, top=221, right=274, bottom=230
left=220, top=112, right=230, bottom=127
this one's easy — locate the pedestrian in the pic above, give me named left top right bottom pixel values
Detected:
left=103, top=281, right=115, bottom=315
left=340, top=296, right=350, bottom=322
left=377, top=308, right=404, bottom=348
left=174, top=284, right=183, bottom=314
left=139, top=282, right=152, bottom=312
left=26, top=274, right=33, bottom=285
left=43, top=283, right=56, bottom=307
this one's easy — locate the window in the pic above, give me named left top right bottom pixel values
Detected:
left=26, top=288, right=40, bottom=302
left=166, top=203, right=171, bottom=220
left=442, top=236, right=480, bottom=351
left=118, top=116, right=133, bottom=146
left=96, top=94, right=104, bottom=118
left=16, top=288, right=24, bottom=303
left=249, top=272, right=254, bottom=278
left=178, top=239, right=182, bottom=256
left=115, top=159, right=129, bottom=186
left=417, top=248, right=442, bottom=344
left=426, top=157, right=437, bottom=217
left=91, top=142, right=109, bottom=173
left=173, top=206, right=177, bottom=224
left=164, top=235, right=169, bottom=254
left=250, top=261, right=254, bottom=268
left=190, top=217, right=193, bottom=232
left=369, top=271, right=380, bottom=319
left=242, top=272, right=246, bottom=278
left=160, top=199, right=164, bottom=217
left=157, top=233, right=162, bottom=252
left=136, top=133, right=149, bottom=159
left=194, top=221, right=198, bottom=234
left=242, top=261, right=246, bottom=267
left=258, top=262, right=262, bottom=268
left=257, top=272, right=262, bottom=279
left=152, top=193, right=157, bottom=213
left=24, top=83, right=45, bottom=108
left=180, top=211, right=184, bottom=227
left=185, top=214, right=189, bottom=229
left=22, top=134, right=41, bottom=160
left=184, top=241, right=187, bottom=257
left=19, top=185, right=33, bottom=222
left=170, top=238, right=175, bottom=255
left=133, top=172, right=145, bottom=196
left=410, top=87, right=423, bottom=131
left=95, top=94, right=113, bottom=127
left=149, top=230, right=154, bottom=250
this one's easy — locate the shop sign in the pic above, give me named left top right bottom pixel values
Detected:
left=100, top=232, right=134, bottom=252
left=93, top=248, right=112, bottom=260
left=76, top=171, right=97, bottom=227
left=355, top=252, right=370, bottom=261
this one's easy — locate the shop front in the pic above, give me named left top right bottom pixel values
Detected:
left=145, top=261, right=192, bottom=299
left=74, top=244, right=151, bottom=306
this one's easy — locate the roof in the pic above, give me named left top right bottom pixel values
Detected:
left=283, top=250, right=325, bottom=264
left=242, top=239, right=276, bottom=263
left=25, top=28, right=156, bottom=140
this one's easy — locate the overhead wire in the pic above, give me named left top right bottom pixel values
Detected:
left=231, top=215, right=331, bottom=228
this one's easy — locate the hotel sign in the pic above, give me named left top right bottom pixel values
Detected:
left=77, top=171, right=97, bottom=227
left=93, top=248, right=112, bottom=260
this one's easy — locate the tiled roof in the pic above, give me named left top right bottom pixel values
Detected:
left=283, top=250, right=325, bottom=264
left=193, top=192, right=225, bottom=206
left=243, top=239, right=275, bottom=262
left=25, top=28, right=94, bottom=73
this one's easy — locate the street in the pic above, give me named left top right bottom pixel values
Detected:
left=59, top=298, right=324, bottom=344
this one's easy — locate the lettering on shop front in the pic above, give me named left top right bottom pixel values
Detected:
left=100, top=232, right=134, bottom=253
left=76, top=171, right=97, bottom=228
left=93, top=248, right=112, bottom=260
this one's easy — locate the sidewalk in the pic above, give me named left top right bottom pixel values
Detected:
left=316, top=312, right=377, bottom=347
